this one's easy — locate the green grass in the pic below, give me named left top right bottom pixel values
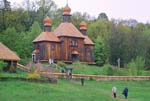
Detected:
left=72, top=63, right=150, bottom=76
left=0, top=79, right=150, bottom=101
left=0, top=69, right=27, bottom=78
left=73, top=65, right=103, bottom=75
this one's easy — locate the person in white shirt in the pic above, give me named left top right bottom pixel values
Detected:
left=49, top=58, right=52, bottom=65
left=112, top=86, right=117, bottom=98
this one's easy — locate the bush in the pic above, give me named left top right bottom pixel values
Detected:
left=73, top=61, right=87, bottom=74
left=57, top=61, right=66, bottom=68
left=19, top=58, right=31, bottom=65
left=27, top=69, right=40, bottom=80
left=0, top=61, right=6, bottom=72
left=102, top=64, right=114, bottom=75
left=128, top=56, right=145, bottom=76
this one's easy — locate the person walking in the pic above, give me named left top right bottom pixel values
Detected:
left=122, top=87, right=128, bottom=99
left=112, top=86, right=117, bottom=98
left=81, top=77, right=84, bottom=86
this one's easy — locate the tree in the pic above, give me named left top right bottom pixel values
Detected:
left=108, top=24, right=128, bottom=66
left=94, top=36, right=107, bottom=66
left=71, top=12, right=90, bottom=29
left=18, top=21, right=42, bottom=58
left=87, top=20, right=113, bottom=41
left=36, top=0, right=57, bottom=24
left=98, top=13, right=108, bottom=20
left=128, top=56, right=145, bottom=75
left=1, top=27, right=18, bottom=51
left=0, top=0, right=11, bottom=31
left=142, top=24, right=150, bottom=69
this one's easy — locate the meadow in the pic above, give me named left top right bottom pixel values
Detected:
left=0, top=78, right=150, bottom=101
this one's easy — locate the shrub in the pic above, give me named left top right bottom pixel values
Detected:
left=128, top=56, right=145, bottom=76
left=57, top=61, right=66, bottom=68
left=27, top=69, right=40, bottom=80
left=73, top=61, right=87, bottom=74
left=19, top=58, right=31, bottom=65
left=0, top=61, right=6, bottom=72
left=102, top=64, right=114, bottom=75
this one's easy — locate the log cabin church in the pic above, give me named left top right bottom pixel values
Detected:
left=33, top=4, right=95, bottom=64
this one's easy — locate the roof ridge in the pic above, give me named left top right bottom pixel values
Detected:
left=54, top=22, right=85, bottom=38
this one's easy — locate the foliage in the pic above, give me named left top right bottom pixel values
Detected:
left=0, top=0, right=150, bottom=68
left=108, top=24, right=129, bottom=66
left=57, top=61, right=66, bottom=68
left=97, top=13, right=108, bottom=20
left=102, top=64, right=114, bottom=75
left=94, top=36, right=107, bottom=66
left=128, top=56, right=145, bottom=76
left=27, top=69, right=40, bottom=80
left=72, top=61, right=87, bottom=74
left=0, top=61, right=6, bottom=72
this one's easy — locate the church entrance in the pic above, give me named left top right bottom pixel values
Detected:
left=71, top=50, right=79, bottom=62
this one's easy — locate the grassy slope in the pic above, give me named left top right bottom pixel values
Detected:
left=72, top=65, right=150, bottom=76
left=0, top=79, right=150, bottom=101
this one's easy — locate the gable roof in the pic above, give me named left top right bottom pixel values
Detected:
left=84, top=36, right=94, bottom=45
left=54, top=22, right=85, bottom=38
left=0, top=42, right=20, bottom=61
left=33, top=32, right=60, bottom=43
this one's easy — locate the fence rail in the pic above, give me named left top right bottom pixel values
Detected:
left=40, top=72, right=150, bottom=81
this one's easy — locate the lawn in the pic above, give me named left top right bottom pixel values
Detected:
left=0, top=79, right=150, bottom=101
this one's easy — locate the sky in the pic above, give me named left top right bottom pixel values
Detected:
left=9, top=0, right=150, bottom=23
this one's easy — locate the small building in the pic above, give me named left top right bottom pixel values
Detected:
left=33, top=4, right=95, bottom=64
left=0, top=42, right=20, bottom=72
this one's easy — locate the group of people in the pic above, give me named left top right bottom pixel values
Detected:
left=112, top=86, right=128, bottom=99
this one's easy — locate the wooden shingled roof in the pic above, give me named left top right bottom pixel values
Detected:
left=54, top=22, right=85, bottom=38
left=84, top=36, right=94, bottom=45
left=33, top=32, right=60, bottom=43
left=0, top=42, right=20, bottom=61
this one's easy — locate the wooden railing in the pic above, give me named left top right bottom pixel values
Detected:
left=17, top=63, right=30, bottom=72
left=40, top=72, right=150, bottom=81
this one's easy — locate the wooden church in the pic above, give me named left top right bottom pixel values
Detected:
left=33, top=4, right=95, bottom=64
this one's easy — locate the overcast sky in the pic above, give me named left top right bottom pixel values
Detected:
left=10, top=0, right=150, bottom=23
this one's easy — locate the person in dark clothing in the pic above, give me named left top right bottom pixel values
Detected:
left=122, top=87, right=128, bottom=99
left=81, top=78, right=84, bottom=86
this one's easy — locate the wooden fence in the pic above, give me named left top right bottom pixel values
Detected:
left=40, top=72, right=150, bottom=81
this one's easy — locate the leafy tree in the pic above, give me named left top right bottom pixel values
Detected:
left=108, top=24, right=127, bottom=66
left=71, top=12, right=89, bottom=29
left=1, top=27, right=18, bottom=51
left=88, top=20, right=113, bottom=41
left=18, top=21, right=42, bottom=58
left=98, top=13, right=108, bottom=20
left=128, top=56, right=145, bottom=75
left=94, top=36, right=107, bottom=66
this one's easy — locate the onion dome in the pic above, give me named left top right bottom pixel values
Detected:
left=80, top=21, right=87, bottom=30
left=43, top=16, right=52, bottom=26
left=63, top=4, right=71, bottom=15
